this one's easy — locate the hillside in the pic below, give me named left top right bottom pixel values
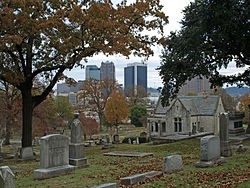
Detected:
left=225, top=87, right=250, bottom=96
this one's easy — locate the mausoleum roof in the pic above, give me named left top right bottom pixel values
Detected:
left=155, top=95, right=220, bottom=116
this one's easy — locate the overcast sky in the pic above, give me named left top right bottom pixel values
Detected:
left=64, top=0, right=247, bottom=88
left=63, top=0, right=194, bottom=88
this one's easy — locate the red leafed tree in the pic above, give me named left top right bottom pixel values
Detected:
left=79, top=114, right=99, bottom=140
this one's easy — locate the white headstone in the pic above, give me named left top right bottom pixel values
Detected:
left=195, top=135, right=224, bottom=167
left=200, top=135, right=220, bottom=161
left=34, top=134, right=75, bottom=179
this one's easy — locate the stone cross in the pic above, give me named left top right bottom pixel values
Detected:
left=71, top=113, right=82, bottom=143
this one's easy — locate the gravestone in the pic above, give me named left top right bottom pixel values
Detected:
left=102, top=135, right=113, bottom=149
left=69, top=113, right=88, bottom=167
left=195, top=135, right=224, bottom=168
left=163, top=155, right=183, bottom=173
left=33, top=134, right=75, bottom=179
left=128, top=138, right=132, bottom=144
left=113, top=134, right=119, bottom=144
left=136, top=137, right=139, bottom=144
left=120, top=173, right=146, bottom=186
left=105, top=135, right=110, bottom=143
left=219, top=113, right=232, bottom=157
left=0, top=166, right=16, bottom=188
left=20, top=147, right=35, bottom=160
left=92, top=183, right=117, bottom=188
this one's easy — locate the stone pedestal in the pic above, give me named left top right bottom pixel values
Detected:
left=219, top=113, right=232, bottom=157
left=20, top=147, right=35, bottom=160
left=69, top=143, right=88, bottom=167
left=69, top=113, right=88, bottom=168
left=220, top=141, right=232, bottom=157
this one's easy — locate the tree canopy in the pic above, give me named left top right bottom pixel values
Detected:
left=130, top=105, right=147, bottom=127
left=0, top=0, right=168, bottom=147
left=104, top=89, right=129, bottom=129
left=77, top=78, right=117, bottom=130
left=158, top=0, right=249, bottom=106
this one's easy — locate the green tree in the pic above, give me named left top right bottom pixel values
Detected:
left=130, top=106, right=147, bottom=127
left=55, top=96, right=74, bottom=123
left=0, top=0, right=168, bottom=147
left=158, top=0, right=249, bottom=105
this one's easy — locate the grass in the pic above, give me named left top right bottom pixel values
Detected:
left=1, top=137, right=250, bottom=187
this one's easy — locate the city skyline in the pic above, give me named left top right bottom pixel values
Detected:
left=63, top=0, right=194, bottom=88
left=63, top=0, right=248, bottom=88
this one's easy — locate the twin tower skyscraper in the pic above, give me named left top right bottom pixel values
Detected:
left=85, top=61, right=147, bottom=96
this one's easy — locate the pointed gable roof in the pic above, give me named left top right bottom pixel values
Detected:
left=155, top=95, right=220, bottom=116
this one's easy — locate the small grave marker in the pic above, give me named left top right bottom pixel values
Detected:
left=163, top=154, right=183, bottom=173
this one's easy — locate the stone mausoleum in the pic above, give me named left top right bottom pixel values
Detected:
left=147, top=95, right=225, bottom=139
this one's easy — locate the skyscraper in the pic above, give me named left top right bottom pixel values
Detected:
left=100, top=61, right=115, bottom=81
left=85, top=65, right=100, bottom=80
left=124, top=62, right=147, bottom=96
left=178, top=76, right=212, bottom=95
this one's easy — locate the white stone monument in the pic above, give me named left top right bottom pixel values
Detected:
left=195, top=135, right=224, bottom=167
left=33, top=134, right=75, bottom=179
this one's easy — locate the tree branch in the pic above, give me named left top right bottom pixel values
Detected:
left=32, top=66, right=66, bottom=108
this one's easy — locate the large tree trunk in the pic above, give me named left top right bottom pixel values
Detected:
left=21, top=88, right=33, bottom=148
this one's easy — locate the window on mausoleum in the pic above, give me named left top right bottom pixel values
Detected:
left=174, top=117, right=182, bottom=132
left=155, top=122, right=159, bottom=132
left=162, top=122, right=166, bottom=132
left=234, top=121, right=243, bottom=128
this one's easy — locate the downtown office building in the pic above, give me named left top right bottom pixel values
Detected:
left=100, top=61, right=115, bottom=81
left=124, top=62, right=147, bottom=96
left=85, top=65, right=100, bottom=80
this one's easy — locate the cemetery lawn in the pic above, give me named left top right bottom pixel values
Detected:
left=1, top=138, right=250, bottom=188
